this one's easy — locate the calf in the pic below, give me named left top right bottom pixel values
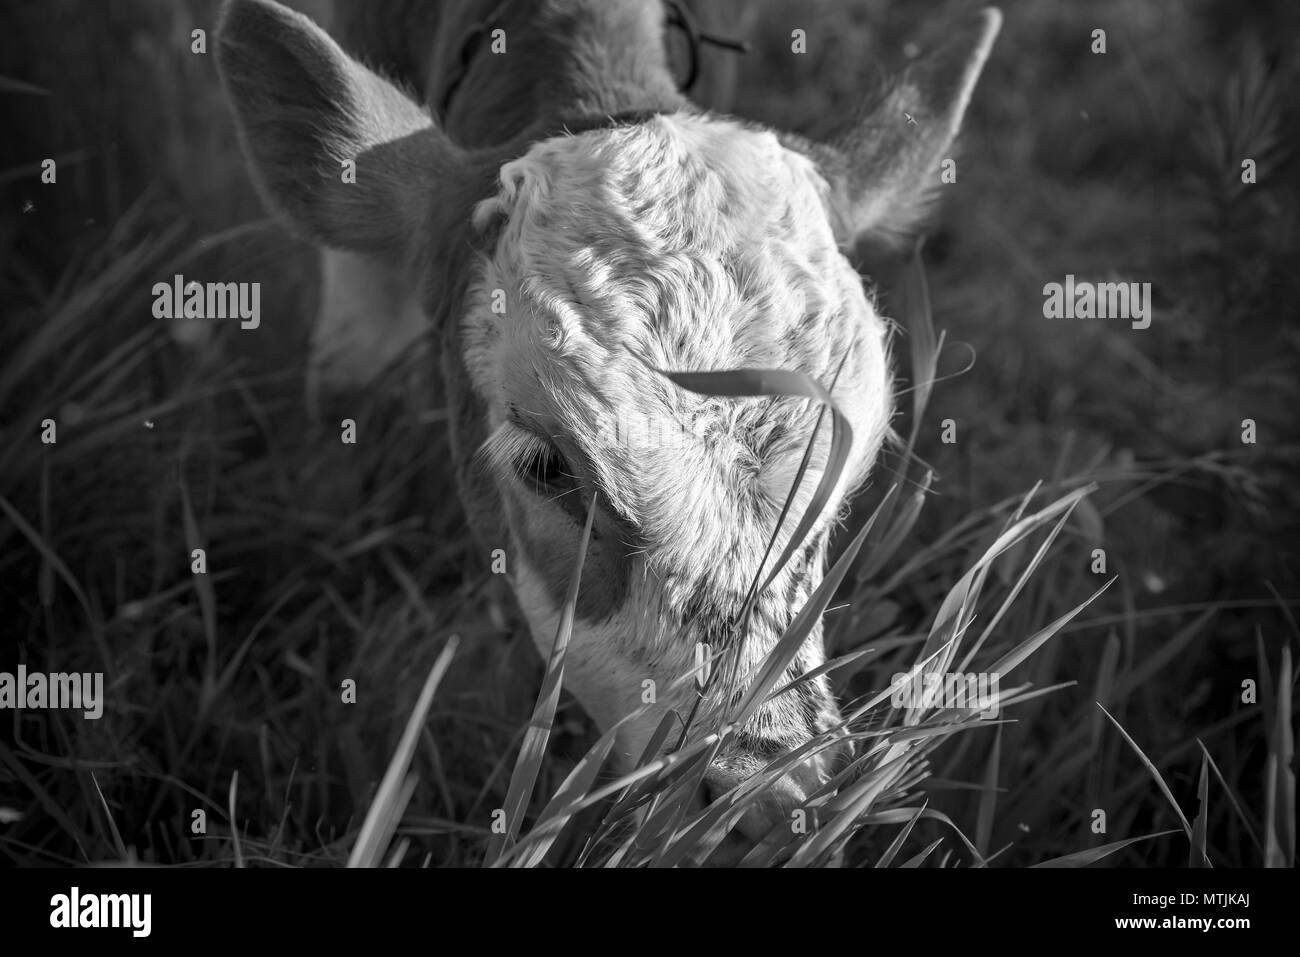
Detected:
left=216, top=0, right=999, bottom=845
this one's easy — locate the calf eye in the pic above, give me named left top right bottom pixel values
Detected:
left=519, top=444, right=571, bottom=490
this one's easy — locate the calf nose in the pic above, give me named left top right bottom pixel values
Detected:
left=703, top=738, right=849, bottom=846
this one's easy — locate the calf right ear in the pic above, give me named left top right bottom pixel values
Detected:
left=793, top=6, right=1001, bottom=253
left=216, top=0, right=468, bottom=256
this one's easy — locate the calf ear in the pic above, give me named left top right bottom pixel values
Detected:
left=216, top=0, right=467, bottom=255
left=801, top=6, right=1001, bottom=252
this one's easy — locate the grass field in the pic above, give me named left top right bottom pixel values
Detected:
left=1, top=0, right=1296, bottom=867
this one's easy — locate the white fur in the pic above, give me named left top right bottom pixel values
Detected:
left=512, top=549, right=683, bottom=766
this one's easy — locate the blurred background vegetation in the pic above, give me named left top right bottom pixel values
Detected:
left=1, top=0, right=1296, bottom=866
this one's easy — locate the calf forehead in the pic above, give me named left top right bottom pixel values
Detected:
left=471, top=112, right=868, bottom=360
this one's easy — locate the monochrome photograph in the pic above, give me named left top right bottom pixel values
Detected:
left=0, top=0, right=1295, bottom=920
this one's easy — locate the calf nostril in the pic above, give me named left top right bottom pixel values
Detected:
left=704, top=759, right=812, bottom=845
left=702, top=769, right=739, bottom=808
left=704, top=746, right=837, bottom=814
left=812, top=738, right=851, bottom=779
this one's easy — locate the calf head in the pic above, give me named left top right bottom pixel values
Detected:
left=217, top=0, right=1000, bottom=843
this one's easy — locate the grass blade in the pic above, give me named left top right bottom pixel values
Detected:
left=347, top=636, right=460, bottom=867
left=1098, top=705, right=1193, bottom=841
left=1189, top=750, right=1210, bottom=867
left=1031, top=830, right=1181, bottom=867
left=484, top=496, right=597, bottom=863
left=649, top=365, right=852, bottom=594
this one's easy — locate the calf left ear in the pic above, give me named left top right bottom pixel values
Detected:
left=796, top=6, right=1001, bottom=252
left=216, top=0, right=473, bottom=256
